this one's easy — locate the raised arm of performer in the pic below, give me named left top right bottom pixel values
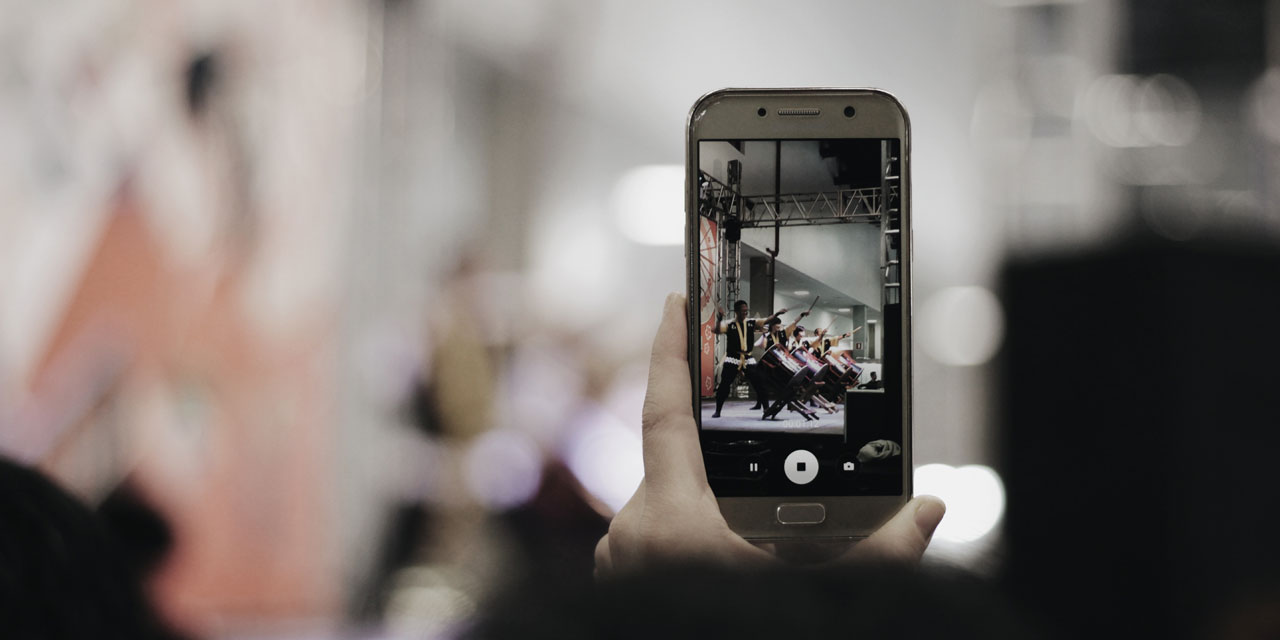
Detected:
left=713, top=306, right=728, bottom=334
left=782, top=310, right=809, bottom=343
left=753, top=306, right=787, bottom=331
left=715, top=303, right=749, bottom=335
left=827, top=326, right=861, bottom=349
left=718, top=303, right=787, bottom=334
left=810, top=327, right=830, bottom=354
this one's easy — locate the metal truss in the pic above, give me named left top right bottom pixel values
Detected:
left=697, top=171, right=894, bottom=228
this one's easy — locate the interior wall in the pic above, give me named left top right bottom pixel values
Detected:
left=698, top=140, right=744, bottom=185
left=739, top=140, right=778, bottom=195
left=741, top=222, right=882, bottom=311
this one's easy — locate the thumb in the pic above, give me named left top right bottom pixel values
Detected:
left=844, top=496, right=945, bottom=563
left=640, top=294, right=706, bottom=494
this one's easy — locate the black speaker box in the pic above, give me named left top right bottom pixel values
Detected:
left=725, top=218, right=742, bottom=243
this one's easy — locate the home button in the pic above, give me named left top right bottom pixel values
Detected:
left=776, top=503, right=826, bottom=525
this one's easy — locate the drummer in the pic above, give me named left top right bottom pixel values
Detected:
left=756, top=317, right=783, bottom=352
left=711, top=300, right=787, bottom=418
left=755, top=310, right=809, bottom=352
left=790, top=325, right=808, bottom=351
left=815, top=331, right=852, bottom=358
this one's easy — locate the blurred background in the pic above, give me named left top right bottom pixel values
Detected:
left=1, top=0, right=1277, bottom=637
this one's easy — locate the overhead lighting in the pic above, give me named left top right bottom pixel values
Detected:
left=793, top=290, right=810, bottom=296
left=837, top=307, right=851, bottom=312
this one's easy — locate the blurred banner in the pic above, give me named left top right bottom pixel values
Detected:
left=699, top=216, right=719, bottom=398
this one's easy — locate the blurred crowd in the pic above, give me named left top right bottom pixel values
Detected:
left=2, top=0, right=1280, bottom=638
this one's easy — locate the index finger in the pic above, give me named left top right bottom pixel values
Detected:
left=640, top=293, right=706, bottom=492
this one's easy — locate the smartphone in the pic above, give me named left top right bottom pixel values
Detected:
left=686, top=89, right=911, bottom=539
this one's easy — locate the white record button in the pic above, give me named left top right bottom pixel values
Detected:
left=783, top=449, right=819, bottom=485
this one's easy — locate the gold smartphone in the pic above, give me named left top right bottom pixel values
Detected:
left=686, top=89, right=912, bottom=539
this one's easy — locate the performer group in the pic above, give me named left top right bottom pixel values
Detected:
left=711, top=298, right=865, bottom=422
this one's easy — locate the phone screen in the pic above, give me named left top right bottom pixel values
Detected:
left=696, top=138, right=904, bottom=497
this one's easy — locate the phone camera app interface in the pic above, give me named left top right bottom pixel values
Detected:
left=697, top=139, right=903, bottom=497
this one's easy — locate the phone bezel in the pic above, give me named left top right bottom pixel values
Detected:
left=685, top=88, right=913, bottom=540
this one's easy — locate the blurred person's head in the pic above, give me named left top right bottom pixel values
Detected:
left=96, top=482, right=176, bottom=580
left=733, top=300, right=749, bottom=321
left=466, top=561, right=1029, bottom=640
left=0, top=458, right=180, bottom=640
left=1000, top=235, right=1280, bottom=639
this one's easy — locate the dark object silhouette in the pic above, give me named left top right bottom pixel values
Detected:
left=0, top=458, right=185, bottom=640
left=1000, top=233, right=1280, bottom=638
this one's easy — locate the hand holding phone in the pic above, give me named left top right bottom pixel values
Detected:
left=593, top=295, right=944, bottom=576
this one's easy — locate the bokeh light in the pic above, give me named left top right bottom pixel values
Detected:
left=612, top=164, right=685, bottom=246
left=1081, top=73, right=1201, bottom=149
left=562, top=404, right=644, bottom=514
left=919, top=286, right=1005, bottom=367
left=914, top=463, right=1005, bottom=543
left=463, top=428, right=543, bottom=510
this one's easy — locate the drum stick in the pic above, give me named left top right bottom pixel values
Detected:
left=805, top=296, right=819, bottom=315
left=835, top=326, right=863, bottom=344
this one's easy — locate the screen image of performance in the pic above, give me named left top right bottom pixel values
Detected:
left=696, top=138, right=903, bottom=496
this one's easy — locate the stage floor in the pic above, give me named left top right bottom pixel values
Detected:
left=700, top=399, right=842, bottom=435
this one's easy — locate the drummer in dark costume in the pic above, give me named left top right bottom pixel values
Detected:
left=755, top=311, right=809, bottom=354
left=815, top=331, right=852, bottom=358
left=757, top=317, right=782, bottom=353
left=712, top=300, right=787, bottom=418
left=752, top=311, right=809, bottom=411
left=750, top=317, right=782, bottom=411
left=790, top=325, right=812, bottom=351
